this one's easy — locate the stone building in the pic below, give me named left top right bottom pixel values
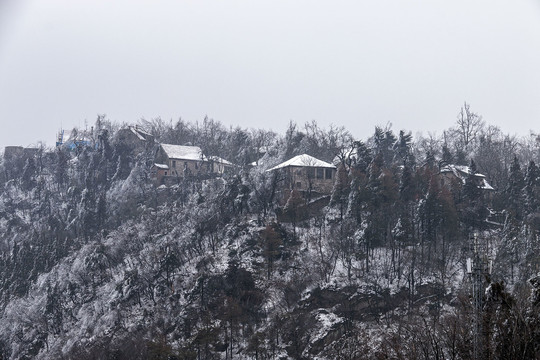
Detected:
left=153, top=143, right=233, bottom=184
left=439, top=163, right=494, bottom=192
left=3, top=146, right=38, bottom=160
left=268, top=154, right=336, bottom=197
left=115, top=125, right=155, bottom=151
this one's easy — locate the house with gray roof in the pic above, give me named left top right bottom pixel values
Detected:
left=439, top=163, right=494, bottom=191
left=153, top=143, right=233, bottom=184
left=268, top=154, right=336, bottom=196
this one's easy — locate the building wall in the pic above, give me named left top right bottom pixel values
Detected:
left=153, top=145, right=233, bottom=185
left=283, top=166, right=335, bottom=195
left=152, top=167, right=169, bottom=185
left=440, top=172, right=460, bottom=190
left=3, top=146, right=24, bottom=160
left=116, top=128, right=154, bottom=151
left=166, top=158, right=233, bottom=178
left=4, top=146, right=39, bottom=161
left=167, top=158, right=211, bottom=177
left=211, top=162, right=233, bottom=175
left=440, top=171, right=485, bottom=190
left=439, top=171, right=494, bottom=203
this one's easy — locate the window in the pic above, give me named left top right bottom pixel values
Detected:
left=172, top=160, right=176, bottom=168
left=316, top=168, right=324, bottom=179
left=164, top=171, right=168, bottom=175
left=307, top=168, right=315, bottom=178
left=325, top=168, right=333, bottom=179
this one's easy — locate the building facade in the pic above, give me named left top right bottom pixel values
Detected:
left=268, top=154, right=336, bottom=197
left=153, top=143, right=233, bottom=184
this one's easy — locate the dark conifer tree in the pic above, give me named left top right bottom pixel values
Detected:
left=454, top=148, right=468, bottom=165
left=373, top=126, right=396, bottom=166
left=420, top=172, right=441, bottom=261
left=346, top=140, right=372, bottom=224
left=349, top=140, right=372, bottom=172
left=96, top=192, right=107, bottom=231
left=261, top=222, right=283, bottom=279
left=523, top=160, right=540, bottom=215
left=283, top=120, right=305, bottom=159
left=346, top=170, right=366, bottom=225
left=463, top=159, right=482, bottom=202
left=506, top=156, right=525, bottom=221
left=284, top=189, right=304, bottom=240
left=400, top=161, right=416, bottom=203
left=367, top=153, right=383, bottom=206
left=54, top=147, right=69, bottom=191
left=21, top=157, right=37, bottom=191
left=424, top=151, right=436, bottom=169
left=112, top=141, right=133, bottom=181
left=441, top=144, right=453, bottom=164
left=460, top=159, right=489, bottom=231
left=394, top=130, right=414, bottom=165
left=330, top=164, right=350, bottom=219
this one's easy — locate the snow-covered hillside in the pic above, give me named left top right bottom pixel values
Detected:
left=1, top=117, right=540, bottom=359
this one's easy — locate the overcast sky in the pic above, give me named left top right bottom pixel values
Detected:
left=1, top=0, right=539, bottom=149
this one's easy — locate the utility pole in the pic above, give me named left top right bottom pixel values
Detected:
left=467, top=232, right=492, bottom=360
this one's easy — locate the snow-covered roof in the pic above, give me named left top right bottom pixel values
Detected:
left=161, top=144, right=204, bottom=161
left=267, top=154, right=336, bottom=171
left=440, top=164, right=485, bottom=178
left=130, top=126, right=152, bottom=141
left=479, top=179, right=495, bottom=191
left=440, top=164, right=494, bottom=190
left=153, top=163, right=169, bottom=169
left=209, top=156, right=233, bottom=166
left=160, top=143, right=234, bottom=166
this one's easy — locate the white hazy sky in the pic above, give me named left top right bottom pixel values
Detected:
left=1, top=0, right=539, bottom=148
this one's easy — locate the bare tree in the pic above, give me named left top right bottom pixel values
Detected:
left=415, top=132, right=442, bottom=162
left=455, top=102, right=484, bottom=149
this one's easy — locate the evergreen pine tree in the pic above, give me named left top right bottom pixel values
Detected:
left=441, top=144, right=453, bottom=164
left=400, top=161, right=416, bottom=203
left=523, top=160, right=540, bottom=215
left=394, top=130, right=414, bottom=165
left=346, top=172, right=362, bottom=223
left=506, top=156, right=525, bottom=220
left=349, top=140, right=372, bottom=172
left=463, top=159, right=482, bottom=202
left=54, top=147, right=69, bottom=191
left=461, top=159, right=488, bottom=230
left=330, top=164, right=350, bottom=219
left=21, top=157, right=37, bottom=191
left=424, top=151, right=436, bottom=169
left=373, top=126, right=396, bottom=166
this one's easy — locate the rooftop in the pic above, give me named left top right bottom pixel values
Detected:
left=208, top=156, right=233, bottom=165
left=268, top=154, right=336, bottom=171
left=161, top=144, right=204, bottom=161
left=130, top=126, right=153, bottom=141
left=440, top=164, right=494, bottom=191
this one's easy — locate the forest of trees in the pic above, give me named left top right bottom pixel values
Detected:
left=1, top=105, right=540, bottom=359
